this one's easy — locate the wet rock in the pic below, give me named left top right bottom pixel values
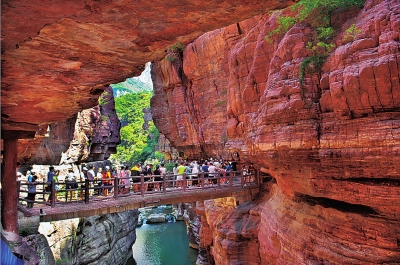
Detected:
left=146, top=213, right=166, bottom=223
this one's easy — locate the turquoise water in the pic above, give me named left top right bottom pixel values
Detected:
left=126, top=221, right=198, bottom=265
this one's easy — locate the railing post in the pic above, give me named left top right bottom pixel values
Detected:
left=183, top=173, right=186, bottom=192
left=229, top=172, right=233, bottom=187
left=114, top=177, right=119, bottom=199
left=17, top=181, right=21, bottom=203
left=85, top=179, right=90, bottom=204
left=201, top=172, right=205, bottom=190
left=217, top=173, right=220, bottom=189
left=255, top=169, right=260, bottom=185
left=163, top=174, right=166, bottom=194
left=43, top=182, right=46, bottom=202
left=51, top=180, right=56, bottom=208
left=140, top=174, right=144, bottom=197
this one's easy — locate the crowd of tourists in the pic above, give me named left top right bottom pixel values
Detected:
left=22, top=159, right=256, bottom=207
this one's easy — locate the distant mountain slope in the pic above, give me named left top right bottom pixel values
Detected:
left=111, top=62, right=153, bottom=97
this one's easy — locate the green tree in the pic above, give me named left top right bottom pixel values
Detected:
left=110, top=92, right=163, bottom=165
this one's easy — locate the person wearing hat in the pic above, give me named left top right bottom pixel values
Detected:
left=130, top=164, right=141, bottom=193
left=102, top=166, right=112, bottom=196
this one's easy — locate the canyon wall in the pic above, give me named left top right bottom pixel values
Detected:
left=37, top=210, right=139, bottom=265
left=60, top=86, right=121, bottom=164
left=151, top=0, right=400, bottom=263
left=2, top=0, right=295, bottom=136
left=16, top=86, right=120, bottom=165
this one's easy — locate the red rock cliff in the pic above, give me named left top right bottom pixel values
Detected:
left=150, top=0, right=400, bottom=263
left=1, top=0, right=294, bottom=136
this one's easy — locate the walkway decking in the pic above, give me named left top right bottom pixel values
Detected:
left=19, top=171, right=261, bottom=222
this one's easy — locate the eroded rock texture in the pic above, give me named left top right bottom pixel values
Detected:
left=1, top=0, right=294, bottom=136
left=197, top=196, right=264, bottom=265
left=15, top=86, right=120, bottom=165
left=151, top=0, right=400, bottom=263
left=17, top=118, right=76, bottom=165
left=60, top=86, right=120, bottom=164
left=38, top=210, right=139, bottom=265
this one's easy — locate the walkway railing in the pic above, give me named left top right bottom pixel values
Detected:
left=18, top=170, right=260, bottom=208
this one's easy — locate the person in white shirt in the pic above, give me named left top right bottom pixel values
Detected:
left=159, top=164, right=166, bottom=174
left=208, top=162, right=216, bottom=185
left=172, top=163, right=178, bottom=188
left=87, top=166, right=95, bottom=196
left=96, top=168, right=103, bottom=195
left=191, top=161, right=200, bottom=186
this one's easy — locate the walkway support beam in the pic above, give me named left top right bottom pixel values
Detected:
left=1, top=138, right=19, bottom=233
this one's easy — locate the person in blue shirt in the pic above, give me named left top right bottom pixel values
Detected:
left=46, top=166, right=59, bottom=202
left=1, top=239, right=24, bottom=265
left=27, top=172, right=38, bottom=208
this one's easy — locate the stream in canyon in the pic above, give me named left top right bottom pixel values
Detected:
left=125, top=206, right=198, bottom=265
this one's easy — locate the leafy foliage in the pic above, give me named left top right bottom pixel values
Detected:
left=266, top=0, right=365, bottom=41
left=295, top=0, right=365, bottom=25
left=264, top=0, right=365, bottom=89
left=265, top=13, right=296, bottom=43
left=165, top=42, right=185, bottom=62
left=110, top=92, right=162, bottom=165
left=343, top=23, right=362, bottom=42
left=299, top=55, right=328, bottom=91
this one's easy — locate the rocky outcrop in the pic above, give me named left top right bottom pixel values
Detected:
left=157, top=133, right=179, bottom=160
left=182, top=202, right=201, bottom=250
left=14, top=86, right=120, bottom=165
left=60, top=86, right=120, bottom=164
left=1, top=0, right=295, bottom=137
left=196, top=195, right=265, bottom=265
left=16, top=118, right=76, bottom=165
left=146, top=213, right=167, bottom=223
left=151, top=0, right=400, bottom=263
left=199, top=182, right=400, bottom=264
left=38, top=210, right=139, bottom=265
left=2, top=230, right=44, bottom=265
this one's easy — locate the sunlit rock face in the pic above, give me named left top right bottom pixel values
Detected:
left=151, top=0, right=400, bottom=263
left=61, top=86, right=120, bottom=164
left=1, top=0, right=294, bottom=135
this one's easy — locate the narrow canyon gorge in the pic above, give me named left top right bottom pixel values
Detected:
left=150, top=0, right=400, bottom=263
left=1, top=0, right=399, bottom=264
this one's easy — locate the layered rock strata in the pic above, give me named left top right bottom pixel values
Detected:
left=38, top=210, right=139, bottom=265
left=60, top=86, right=120, bottom=164
left=151, top=0, right=400, bottom=263
left=16, top=119, right=76, bottom=165
left=1, top=0, right=295, bottom=239
left=182, top=202, right=201, bottom=250
left=14, top=86, right=120, bottom=165
left=1, top=0, right=295, bottom=134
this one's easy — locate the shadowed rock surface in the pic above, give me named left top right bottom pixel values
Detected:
left=150, top=0, right=400, bottom=263
left=38, top=210, right=139, bottom=265
left=1, top=0, right=294, bottom=134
